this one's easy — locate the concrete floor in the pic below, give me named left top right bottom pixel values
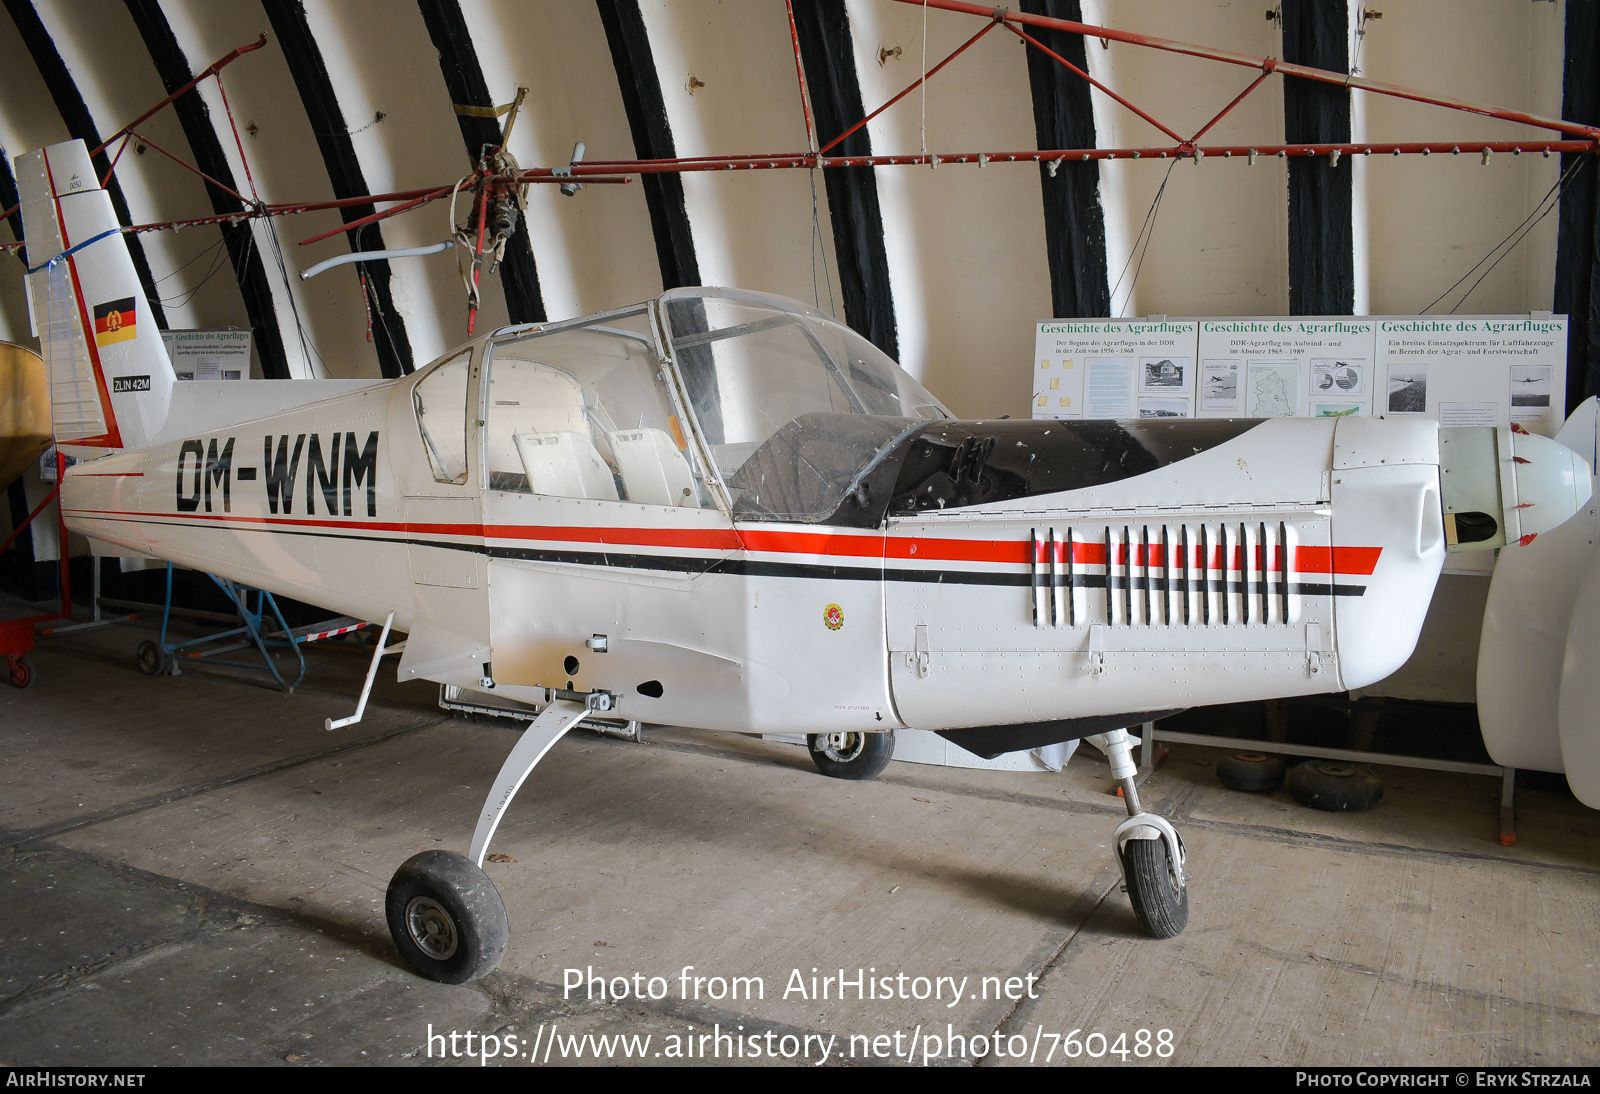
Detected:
left=1, top=620, right=1597, bottom=1067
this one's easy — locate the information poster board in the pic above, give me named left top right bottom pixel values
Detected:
left=1374, top=317, right=1565, bottom=433
left=1031, top=319, right=1199, bottom=420
left=1195, top=319, right=1374, bottom=420
left=1033, top=315, right=1567, bottom=438
left=160, top=328, right=253, bottom=381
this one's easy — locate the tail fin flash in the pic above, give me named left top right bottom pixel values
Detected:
left=17, top=140, right=174, bottom=451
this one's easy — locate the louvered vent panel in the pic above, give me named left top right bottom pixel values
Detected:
left=1030, top=521, right=1299, bottom=628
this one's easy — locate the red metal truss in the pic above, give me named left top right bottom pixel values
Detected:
left=5, top=4, right=1597, bottom=258
left=531, top=0, right=1599, bottom=181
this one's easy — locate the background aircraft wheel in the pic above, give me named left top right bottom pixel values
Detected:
left=385, top=850, right=509, bottom=984
left=1287, top=762, right=1384, bottom=813
left=1121, top=837, right=1189, bottom=939
left=1216, top=752, right=1286, bottom=792
left=6, top=656, right=31, bottom=689
left=807, top=729, right=895, bottom=780
left=135, top=640, right=166, bottom=676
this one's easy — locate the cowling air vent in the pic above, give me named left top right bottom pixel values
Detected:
left=1028, top=521, right=1300, bottom=628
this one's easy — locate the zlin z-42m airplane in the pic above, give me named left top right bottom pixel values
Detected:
left=19, top=140, right=1593, bottom=982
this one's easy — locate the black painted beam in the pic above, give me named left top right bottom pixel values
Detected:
left=0, top=145, right=21, bottom=243
left=1020, top=0, right=1110, bottom=319
left=416, top=0, right=545, bottom=325
left=4, top=0, right=167, bottom=329
left=123, top=0, right=293, bottom=379
left=595, top=0, right=699, bottom=290
left=1281, top=0, right=1354, bottom=316
left=262, top=0, right=413, bottom=377
left=792, top=0, right=898, bottom=358
left=0, top=151, right=35, bottom=587
left=1555, top=0, right=1600, bottom=412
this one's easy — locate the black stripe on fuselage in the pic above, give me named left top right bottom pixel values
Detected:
left=72, top=514, right=1368, bottom=596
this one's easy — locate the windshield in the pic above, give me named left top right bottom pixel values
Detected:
left=662, top=290, right=948, bottom=522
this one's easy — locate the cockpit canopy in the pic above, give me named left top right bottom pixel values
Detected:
left=438, top=289, right=950, bottom=522
left=414, top=289, right=1261, bottom=528
left=659, top=288, right=950, bottom=522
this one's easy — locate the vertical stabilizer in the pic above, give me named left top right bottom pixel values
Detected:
left=16, top=140, right=175, bottom=451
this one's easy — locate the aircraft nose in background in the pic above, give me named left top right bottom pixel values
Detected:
left=1509, top=430, right=1593, bottom=543
left=1440, top=426, right=1593, bottom=551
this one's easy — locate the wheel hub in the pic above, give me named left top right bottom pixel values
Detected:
left=819, top=732, right=866, bottom=763
left=405, top=896, right=459, bottom=960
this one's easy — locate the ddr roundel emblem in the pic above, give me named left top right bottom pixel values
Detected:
left=823, top=603, right=844, bottom=631
left=93, top=297, right=137, bottom=347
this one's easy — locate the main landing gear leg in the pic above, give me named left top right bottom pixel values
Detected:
left=386, top=698, right=592, bottom=983
left=1085, top=728, right=1190, bottom=939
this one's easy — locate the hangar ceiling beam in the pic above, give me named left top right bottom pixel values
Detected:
left=262, top=0, right=415, bottom=377
left=0, top=144, right=20, bottom=243
left=1281, top=0, right=1354, bottom=316
left=5, top=0, right=167, bottom=330
left=122, top=1, right=294, bottom=379
left=791, top=0, right=898, bottom=358
left=1556, top=0, right=1600, bottom=413
left=417, top=0, right=546, bottom=324
left=0, top=153, right=37, bottom=584
left=1018, top=0, right=1110, bottom=319
left=595, top=0, right=699, bottom=290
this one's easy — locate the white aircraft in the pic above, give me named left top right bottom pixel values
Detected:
left=1478, top=397, right=1600, bottom=809
left=18, top=139, right=1593, bottom=983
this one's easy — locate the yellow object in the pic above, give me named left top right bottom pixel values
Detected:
left=0, top=343, right=52, bottom=488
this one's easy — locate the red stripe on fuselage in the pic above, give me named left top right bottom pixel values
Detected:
left=63, top=506, right=1386, bottom=576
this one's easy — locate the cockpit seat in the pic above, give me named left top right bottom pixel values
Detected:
left=612, top=427, right=695, bottom=506
left=514, top=431, right=619, bottom=501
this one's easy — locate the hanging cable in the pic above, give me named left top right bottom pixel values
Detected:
left=807, top=166, right=837, bottom=316
left=920, top=0, right=929, bottom=158
left=1420, top=154, right=1588, bottom=314
left=1108, top=158, right=1178, bottom=316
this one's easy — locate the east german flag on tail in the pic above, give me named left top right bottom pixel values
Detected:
left=93, top=297, right=137, bottom=347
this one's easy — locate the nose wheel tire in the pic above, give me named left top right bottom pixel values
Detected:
left=807, top=729, right=896, bottom=780
left=1120, top=837, right=1190, bottom=939
left=386, top=850, right=509, bottom=984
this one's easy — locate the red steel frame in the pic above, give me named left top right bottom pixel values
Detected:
left=4, top=5, right=1598, bottom=250
left=522, top=0, right=1598, bottom=184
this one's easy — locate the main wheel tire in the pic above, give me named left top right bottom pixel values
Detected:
left=807, top=730, right=896, bottom=780
left=1121, top=836, right=1189, bottom=939
left=1287, top=762, right=1384, bottom=813
left=7, top=656, right=31, bottom=689
left=1216, top=752, right=1286, bottom=792
left=135, top=640, right=165, bottom=676
left=386, top=850, right=509, bottom=984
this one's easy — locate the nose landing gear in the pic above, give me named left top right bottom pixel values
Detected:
left=1086, top=728, right=1190, bottom=939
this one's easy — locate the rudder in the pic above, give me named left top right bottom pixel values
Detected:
left=17, top=140, right=175, bottom=451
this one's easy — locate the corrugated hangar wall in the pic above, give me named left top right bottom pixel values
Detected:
left=0, top=0, right=1586, bottom=419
